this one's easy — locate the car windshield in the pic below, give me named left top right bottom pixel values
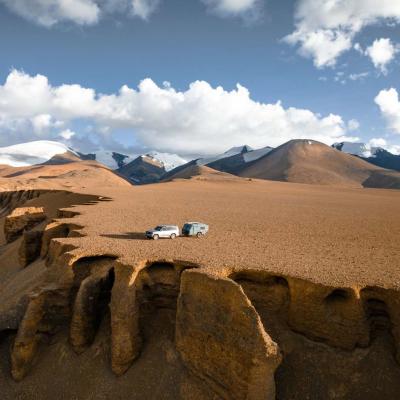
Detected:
left=155, top=226, right=163, bottom=231
left=183, top=224, right=192, bottom=230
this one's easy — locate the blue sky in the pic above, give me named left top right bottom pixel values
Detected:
left=0, top=0, right=399, bottom=157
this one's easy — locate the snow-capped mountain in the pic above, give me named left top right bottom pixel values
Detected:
left=203, top=145, right=273, bottom=174
left=333, top=142, right=400, bottom=172
left=146, top=151, right=187, bottom=171
left=166, top=145, right=274, bottom=177
left=0, top=139, right=187, bottom=173
left=332, top=142, right=377, bottom=158
left=91, top=150, right=186, bottom=171
left=197, top=145, right=253, bottom=166
left=93, top=151, right=135, bottom=170
left=0, top=140, right=78, bottom=167
left=243, top=146, right=273, bottom=163
left=117, top=155, right=166, bottom=184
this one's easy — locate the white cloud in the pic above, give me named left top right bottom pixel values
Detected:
left=31, top=114, right=53, bottom=135
left=0, top=0, right=101, bottom=27
left=354, top=43, right=363, bottom=53
left=0, top=0, right=161, bottom=26
left=286, top=28, right=352, bottom=68
left=368, top=137, right=387, bottom=148
left=349, top=72, right=369, bottom=81
left=200, top=0, right=260, bottom=18
left=365, top=38, right=398, bottom=74
left=131, top=0, right=160, bottom=20
left=0, top=0, right=260, bottom=26
left=368, top=138, right=400, bottom=155
left=375, top=88, right=400, bottom=134
left=347, top=119, right=360, bottom=131
left=59, top=129, right=76, bottom=140
left=0, top=70, right=359, bottom=156
left=285, top=0, right=400, bottom=68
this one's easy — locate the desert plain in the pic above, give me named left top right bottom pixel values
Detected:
left=0, top=154, right=400, bottom=399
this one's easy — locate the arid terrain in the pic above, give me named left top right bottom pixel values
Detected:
left=1, top=152, right=400, bottom=399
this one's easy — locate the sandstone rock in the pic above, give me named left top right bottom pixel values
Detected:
left=110, top=261, right=184, bottom=376
left=11, top=284, right=73, bottom=381
left=110, top=264, right=144, bottom=376
left=70, top=266, right=114, bottom=353
left=19, top=230, right=44, bottom=267
left=176, top=270, right=281, bottom=400
left=0, top=190, right=45, bottom=217
left=4, top=207, right=46, bottom=243
left=40, top=222, right=70, bottom=258
left=360, top=286, right=400, bottom=363
left=287, top=278, right=369, bottom=350
left=11, top=293, right=46, bottom=381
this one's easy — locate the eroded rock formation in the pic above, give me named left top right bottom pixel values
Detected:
left=176, top=270, right=281, bottom=400
left=0, top=190, right=47, bottom=217
left=4, top=207, right=46, bottom=243
left=18, top=230, right=44, bottom=267
left=1, top=189, right=400, bottom=399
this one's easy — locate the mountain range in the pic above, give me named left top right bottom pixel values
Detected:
left=332, top=142, right=400, bottom=172
left=1, top=139, right=400, bottom=189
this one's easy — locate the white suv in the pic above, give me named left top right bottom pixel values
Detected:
left=145, top=225, right=180, bottom=240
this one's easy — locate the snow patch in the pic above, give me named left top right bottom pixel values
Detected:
left=146, top=151, right=187, bottom=171
left=197, top=145, right=252, bottom=166
left=334, top=142, right=377, bottom=158
left=95, top=151, right=134, bottom=169
left=0, top=140, right=77, bottom=167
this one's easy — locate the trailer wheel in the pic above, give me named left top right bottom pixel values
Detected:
left=153, top=234, right=159, bottom=240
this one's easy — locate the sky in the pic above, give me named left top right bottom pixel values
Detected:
left=0, top=0, right=400, bottom=157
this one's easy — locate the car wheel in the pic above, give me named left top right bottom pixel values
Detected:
left=170, top=233, right=176, bottom=239
left=153, top=234, right=159, bottom=240
left=196, top=232, right=203, bottom=238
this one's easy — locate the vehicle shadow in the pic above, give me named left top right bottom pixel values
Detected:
left=100, top=232, right=148, bottom=241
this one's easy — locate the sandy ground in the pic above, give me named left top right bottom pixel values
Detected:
left=47, top=178, right=400, bottom=290
left=1, top=161, right=400, bottom=288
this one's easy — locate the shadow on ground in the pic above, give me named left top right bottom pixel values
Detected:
left=100, top=232, right=149, bottom=240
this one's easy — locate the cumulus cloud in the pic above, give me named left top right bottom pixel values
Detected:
left=368, top=138, right=400, bottom=155
left=200, top=0, right=261, bottom=19
left=131, top=0, right=160, bottom=20
left=0, top=0, right=260, bottom=26
left=0, top=70, right=359, bottom=156
left=285, top=0, right=400, bottom=68
left=0, top=0, right=101, bottom=27
left=365, top=38, right=398, bottom=74
left=375, top=88, right=400, bottom=134
left=58, top=129, right=76, bottom=140
left=347, top=119, right=360, bottom=131
left=0, top=0, right=162, bottom=26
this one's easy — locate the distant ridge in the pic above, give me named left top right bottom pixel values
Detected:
left=117, top=155, right=166, bottom=184
left=239, top=139, right=400, bottom=189
left=207, top=146, right=273, bottom=175
left=333, top=142, right=400, bottom=172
